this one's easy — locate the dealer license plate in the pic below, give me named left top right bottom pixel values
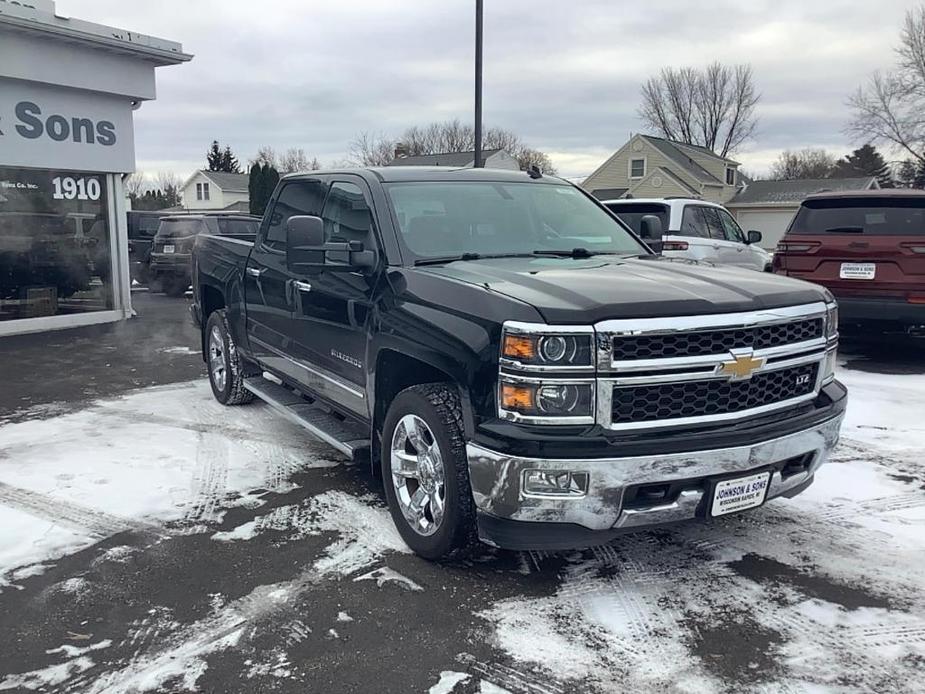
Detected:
left=711, top=471, right=771, bottom=517
left=163, top=244, right=175, bottom=254
left=839, top=262, right=875, bottom=280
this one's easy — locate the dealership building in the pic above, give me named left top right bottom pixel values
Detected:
left=0, top=0, right=190, bottom=336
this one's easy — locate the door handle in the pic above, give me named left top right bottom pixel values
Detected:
left=246, top=267, right=264, bottom=278
left=293, top=280, right=312, bottom=293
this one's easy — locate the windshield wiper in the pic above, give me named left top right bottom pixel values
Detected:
left=414, top=252, right=537, bottom=266
left=824, top=226, right=864, bottom=233
left=533, top=247, right=599, bottom=258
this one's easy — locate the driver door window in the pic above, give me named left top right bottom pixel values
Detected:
left=320, top=182, right=376, bottom=264
left=717, top=209, right=746, bottom=243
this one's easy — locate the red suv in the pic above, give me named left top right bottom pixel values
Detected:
left=773, top=190, right=925, bottom=332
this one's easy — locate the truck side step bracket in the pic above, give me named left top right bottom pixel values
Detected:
left=243, top=377, right=369, bottom=463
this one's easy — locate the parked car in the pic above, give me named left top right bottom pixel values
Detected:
left=0, top=211, right=93, bottom=302
left=603, top=198, right=772, bottom=272
left=773, top=190, right=925, bottom=334
left=127, top=210, right=166, bottom=284
left=151, top=214, right=259, bottom=296
left=191, top=167, right=845, bottom=560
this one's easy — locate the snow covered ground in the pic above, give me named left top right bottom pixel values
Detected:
left=0, top=363, right=923, bottom=693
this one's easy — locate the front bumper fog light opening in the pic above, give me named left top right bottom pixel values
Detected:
left=522, top=470, right=589, bottom=498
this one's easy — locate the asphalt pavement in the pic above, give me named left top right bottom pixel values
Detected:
left=0, top=295, right=923, bottom=693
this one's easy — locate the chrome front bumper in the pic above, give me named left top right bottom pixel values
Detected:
left=467, top=414, right=843, bottom=536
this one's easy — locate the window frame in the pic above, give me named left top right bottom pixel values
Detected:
left=725, top=167, right=736, bottom=186
left=320, top=179, right=380, bottom=254
left=716, top=208, right=746, bottom=243
left=629, top=158, right=647, bottom=180
left=698, top=206, right=727, bottom=241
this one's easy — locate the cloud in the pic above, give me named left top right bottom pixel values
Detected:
left=57, top=0, right=914, bottom=179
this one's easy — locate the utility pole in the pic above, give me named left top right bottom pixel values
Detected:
left=474, top=0, right=483, bottom=168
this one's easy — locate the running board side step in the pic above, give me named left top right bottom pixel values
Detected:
left=243, top=376, right=369, bottom=462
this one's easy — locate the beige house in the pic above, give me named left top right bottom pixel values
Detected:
left=179, top=170, right=250, bottom=212
left=582, top=135, right=742, bottom=204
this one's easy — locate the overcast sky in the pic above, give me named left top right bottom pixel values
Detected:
left=59, top=0, right=919, bottom=181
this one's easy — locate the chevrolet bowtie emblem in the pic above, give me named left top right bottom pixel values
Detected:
left=716, top=350, right=766, bottom=381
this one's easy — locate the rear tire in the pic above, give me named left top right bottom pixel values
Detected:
left=381, top=384, right=477, bottom=559
left=205, top=309, right=255, bottom=406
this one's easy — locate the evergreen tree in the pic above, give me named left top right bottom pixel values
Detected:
left=831, top=144, right=893, bottom=187
left=896, top=160, right=919, bottom=188
left=247, top=163, right=280, bottom=216
left=917, top=159, right=925, bottom=189
left=206, top=140, right=241, bottom=172
left=206, top=140, right=224, bottom=171
left=248, top=163, right=262, bottom=216
left=221, top=145, right=241, bottom=173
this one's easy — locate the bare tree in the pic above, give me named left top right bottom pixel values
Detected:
left=154, top=171, right=182, bottom=207
left=348, top=132, right=397, bottom=167
left=278, top=147, right=319, bottom=174
left=639, top=62, right=760, bottom=157
left=848, top=7, right=925, bottom=164
left=349, top=119, right=557, bottom=173
left=769, top=148, right=838, bottom=180
left=252, top=146, right=278, bottom=168
left=124, top=172, right=148, bottom=197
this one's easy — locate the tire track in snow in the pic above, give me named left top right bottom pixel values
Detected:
left=0, top=481, right=161, bottom=538
left=456, top=653, right=566, bottom=694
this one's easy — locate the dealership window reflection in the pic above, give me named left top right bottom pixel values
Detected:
left=0, top=167, right=113, bottom=321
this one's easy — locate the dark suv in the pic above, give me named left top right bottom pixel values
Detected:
left=773, top=191, right=925, bottom=333
left=151, top=214, right=258, bottom=296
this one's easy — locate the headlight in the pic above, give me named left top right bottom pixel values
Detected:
left=499, top=377, right=594, bottom=423
left=501, top=328, right=593, bottom=369
left=825, top=302, right=839, bottom=339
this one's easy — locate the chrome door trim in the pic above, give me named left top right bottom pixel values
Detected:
left=251, top=335, right=365, bottom=400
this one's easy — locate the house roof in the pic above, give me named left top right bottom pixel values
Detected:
left=387, top=149, right=504, bottom=167
left=590, top=187, right=629, bottom=200
left=189, top=170, right=250, bottom=193
left=648, top=166, right=700, bottom=196
left=639, top=136, right=729, bottom=185
left=728, top=177, right=878, bottom=206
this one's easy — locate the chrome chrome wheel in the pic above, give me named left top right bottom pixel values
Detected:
left=390, top=414, right=446, bottom=537
left=208, top=325, right=227, bottom=392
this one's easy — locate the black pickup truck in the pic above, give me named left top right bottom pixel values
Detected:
left=191, top=167, right=846, bottom=559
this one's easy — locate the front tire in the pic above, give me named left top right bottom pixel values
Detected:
left=205, top=309, right=255, bottom=406
left=381, top=384, right=477, bottom=559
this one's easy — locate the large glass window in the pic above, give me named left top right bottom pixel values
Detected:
left=789, top=197, right=925, bottom=236
left=0, top=167, right=112, bottom=322
left=386, top=182, right=644, bottom=259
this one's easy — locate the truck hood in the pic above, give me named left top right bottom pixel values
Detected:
left=418, top=255, right=827, bottom=324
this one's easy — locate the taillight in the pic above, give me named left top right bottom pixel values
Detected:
left=908, top=294, right=925, bottom=304
left=662, top=241, right=689, bottom=251
left=900, top=243, right=925, bottom=254
left=776, top=242, right=818, bottom=253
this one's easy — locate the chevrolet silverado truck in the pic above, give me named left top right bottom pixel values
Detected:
left=191, top=167, right=846, bottom=559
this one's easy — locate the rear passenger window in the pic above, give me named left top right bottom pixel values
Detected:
left=262, top=178, right=327, bottom=251
left=680, top=207, right=709, bottom=238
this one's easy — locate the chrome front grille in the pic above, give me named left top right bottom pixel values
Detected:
left=611, top=363, right=818, bottom=425
left=611, top=318, right=824, bottom=361
left=595, top=302, right=836, bottom=431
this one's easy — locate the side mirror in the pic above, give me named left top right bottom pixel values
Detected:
left=285, top=215, right=377, bottom=273
left=747, top=230, right=762, bottom=245
left=640, top=215, right=663, bottom=241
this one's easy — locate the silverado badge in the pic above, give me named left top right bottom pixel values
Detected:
left=716, top=349, right=766, bottom=381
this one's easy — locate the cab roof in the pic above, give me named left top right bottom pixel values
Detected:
left=803, top=189, right=925, bottom=202
left=282, top=166, right=568, bottom=185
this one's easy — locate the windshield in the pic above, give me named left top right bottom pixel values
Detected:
left=604, top=202, right=670, bottom=235
left=385, top=181, right=646, bottom=259
left=216, top=218, right=258, bottom=236
left=156, top=218, right=203, bottom=239
left=789, top=198, right=925, bottom=236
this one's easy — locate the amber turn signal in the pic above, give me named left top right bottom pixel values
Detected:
left=502, top=334, right=536, bottom=360
left=501, top=383, right=535, bottom=411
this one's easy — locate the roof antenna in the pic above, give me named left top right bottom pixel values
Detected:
left=527, top=164, right=543, bottom=179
